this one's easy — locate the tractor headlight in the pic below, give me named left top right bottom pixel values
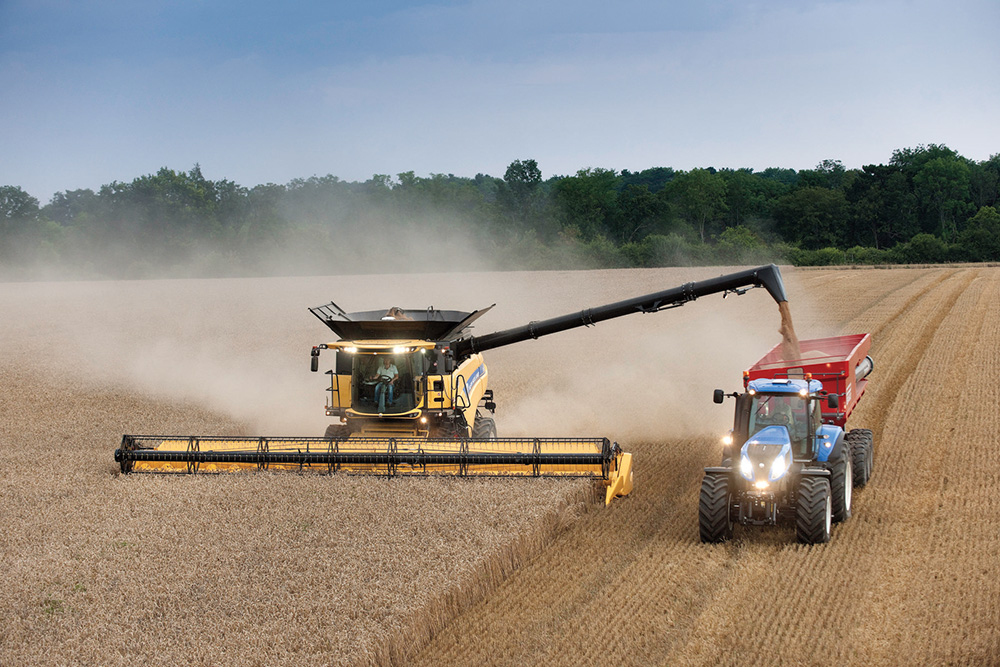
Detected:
left=721, top=433, right=733, bottom=446
left=740, top=454, right=754, bottom=481
left=768, top=453, right=790, bottom=481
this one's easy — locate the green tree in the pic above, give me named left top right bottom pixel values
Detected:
left=496, top=159, right=543, bottom=231
left=0, top=185, right=39, bottom=223
left=957, top=206, right=1000, bottom=261
left=667, top=168, right=728, bottom=242
left=553, top=168, right=620, bottom=241
left=0, top=185, right=42, bottom=258
left=913, top=156, right=971, bottom=240
left=614, top=184, right=664, bottom=242
left=773, top=186, right=848, bottom=250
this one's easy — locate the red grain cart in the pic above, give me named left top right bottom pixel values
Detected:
left=744, top=333, right=873, bottom=428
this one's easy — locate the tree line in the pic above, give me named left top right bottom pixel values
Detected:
left=2, top=143, right=998, bottom=279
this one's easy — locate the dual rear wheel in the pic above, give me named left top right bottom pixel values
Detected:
left=847, top=428, right=874, bottom=487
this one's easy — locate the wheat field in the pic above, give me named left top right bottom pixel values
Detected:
left=2, top=266, right=998, bottom=665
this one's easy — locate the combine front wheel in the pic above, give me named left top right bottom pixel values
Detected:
left=699, top=474, right=733, bottom=543
left=324, top=424, right=349, bottom=439
left=795, top=476, right=832, bottom=544
left=471, top=411, right=497, bottom=439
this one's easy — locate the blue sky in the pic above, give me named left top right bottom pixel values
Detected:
left=2, top=0, right=998, bottom=201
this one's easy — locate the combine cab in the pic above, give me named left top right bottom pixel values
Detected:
left=700, top=334, right=874, bottom=543
left=117, top=264, right=793, bottom=505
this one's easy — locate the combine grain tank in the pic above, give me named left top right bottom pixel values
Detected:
left=700, top=334, right=874, bottom=544
left=117, top=265, right=791, bottom=505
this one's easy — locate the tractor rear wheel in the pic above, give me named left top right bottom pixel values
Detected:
left=699, top=474, right=733, bottom=543
left=830, top=445, right=852, bottom=523
left=795, top=476, right=832, bottom=544
left=847, top=429, right=872, bottom=487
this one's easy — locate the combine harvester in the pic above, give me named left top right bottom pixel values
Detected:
left=117, top=264, right=790, bottom=505
left=700, top=333, right=874, bottom=543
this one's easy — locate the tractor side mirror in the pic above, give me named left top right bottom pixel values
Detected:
left=713, top=389, right=725, bottom=404
left=827, top=393, right=839, bottom=409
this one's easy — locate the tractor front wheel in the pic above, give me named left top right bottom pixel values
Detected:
left=699, top=474, right=733, bottom=543
left=795, top=476, right=832, bottom=544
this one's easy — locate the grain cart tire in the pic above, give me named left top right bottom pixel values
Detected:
left=860, top=429, right=874, bottom=475
left=830, top=445, right=852, bottom=522
left=699, top=474, right=733, bottom=543
left=847, top=429, right=871, bottom=488
left=324, top=424, right=349, bottom=439
left=471, top=412, right=497, bottom=439
left=796, top=476, right=832, bottom=544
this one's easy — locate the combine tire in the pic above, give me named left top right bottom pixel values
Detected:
left=847, top=428, right=872, bottom=488
left=324, top=424, right=349, bottom=439
left=471, top=411, right=497, bottom=439
left=830, top=445, right=852, bottom=523
left=795, top=476, right=832, bottom=544
left=699, top=474, right=733, bottom=543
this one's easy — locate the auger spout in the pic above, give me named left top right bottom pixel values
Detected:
left=452, top=264, right=788, bottom=359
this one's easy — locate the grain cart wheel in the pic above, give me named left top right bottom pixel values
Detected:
left=860, top=429, right=874, bottom=476
left=830, top=445, right=853, bottom=523
left=847, top=429, right=871, bottom=488
left=699, top=474, right=733, bottom=543
left=471, top=411, right=497, bottom=439
left=795, top=476, right=832, bottom=544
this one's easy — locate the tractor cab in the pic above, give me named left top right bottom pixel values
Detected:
left=746, top=378, right=825, bottom=459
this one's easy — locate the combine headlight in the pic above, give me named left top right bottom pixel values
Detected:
left=343, top=346, right=357, bottom=354
left=393, top=346, right=410, bottom=354
left=740, top=455, right=754, bottom=481
left=768, top=453, right=790, bottom=481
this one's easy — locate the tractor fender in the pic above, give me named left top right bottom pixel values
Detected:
left=814, top=426, right=845, bottom=463
left=704, top=466, right=734, bottom=476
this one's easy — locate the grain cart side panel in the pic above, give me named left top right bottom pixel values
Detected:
left=745, top=333, right=872, bottom=428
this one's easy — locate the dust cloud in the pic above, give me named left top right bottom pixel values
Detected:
left=487, top=267, right=796, bottom=443
left=0, top=265, right=809, bottom=445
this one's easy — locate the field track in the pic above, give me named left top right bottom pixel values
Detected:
left=2, top=266, right=998, bottom=665
left=413, top=266, right=1000, bottom=666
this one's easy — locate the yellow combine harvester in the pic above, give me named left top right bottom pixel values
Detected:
left=116, top=265, right=790, bottom=504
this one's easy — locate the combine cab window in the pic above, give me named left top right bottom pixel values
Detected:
left=352, top=352, right=423, bottom=414
left=749, top=394, right=810, bottom=455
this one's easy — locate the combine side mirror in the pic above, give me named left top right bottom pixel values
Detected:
left=827, top=394, right=839, bottom=409
left=713, top=389, right=725, bottom=404
left=310, top=348, right=320, bottom=373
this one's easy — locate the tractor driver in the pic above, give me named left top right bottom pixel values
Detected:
left=370, top=357, right=398, bottom=411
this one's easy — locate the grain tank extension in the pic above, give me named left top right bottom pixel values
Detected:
left=117, top=265, right=790, bottom=505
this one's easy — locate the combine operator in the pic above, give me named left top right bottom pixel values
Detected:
left=369, top=357, right=399, bottom=412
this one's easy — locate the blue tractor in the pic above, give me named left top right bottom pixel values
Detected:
left=700, top=335, right=874, bottom=545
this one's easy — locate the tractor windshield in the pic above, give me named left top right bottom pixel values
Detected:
left=748, top=393, right=810, bottom=455
left=351, top=352, right=424, bottom=414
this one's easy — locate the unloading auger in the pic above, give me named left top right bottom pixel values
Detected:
left=116, top=265, right=790, bottom=504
